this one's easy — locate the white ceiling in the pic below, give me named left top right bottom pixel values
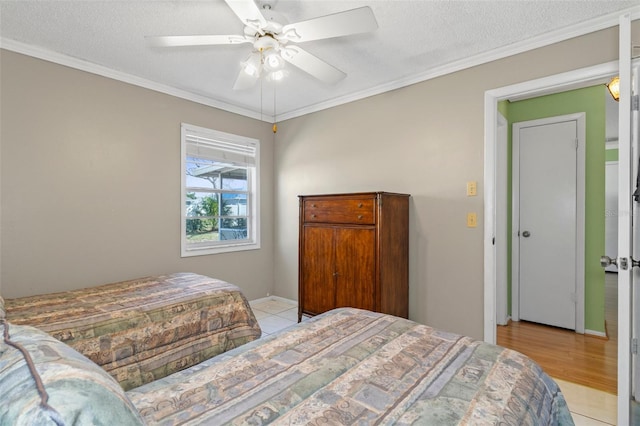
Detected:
left=0, top=1, right=637, bottom=122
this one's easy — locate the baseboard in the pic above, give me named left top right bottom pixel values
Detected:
left=585, top=328, right=607, bottom=338
left=496, top=315, right=512, bottom=326
left=249, top=295, right=298, bottom=306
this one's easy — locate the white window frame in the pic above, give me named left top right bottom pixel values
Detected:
left=181, top=123, right=260, bottom=257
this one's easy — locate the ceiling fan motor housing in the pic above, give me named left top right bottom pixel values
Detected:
left=253, top=35, right=279, bottom=51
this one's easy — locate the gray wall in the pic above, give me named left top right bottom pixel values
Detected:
left=273, top=25, right=627, bottom=339
left=0, top=50, right=275, bottom=300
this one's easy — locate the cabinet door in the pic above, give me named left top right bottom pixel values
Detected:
left=301, top=226, right=336, bottom=315
left=334, top=227, right=375, bottom=311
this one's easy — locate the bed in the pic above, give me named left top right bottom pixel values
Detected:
left=3, top=274, right=573, bottom=425
left=4, top=272, right=262, bottom=390
left=127, top=307, right=573, bottom=425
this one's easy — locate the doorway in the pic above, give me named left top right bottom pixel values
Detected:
left=483, top=63, right=620, bottom=346
left=484, top=62, right=621, bottom=342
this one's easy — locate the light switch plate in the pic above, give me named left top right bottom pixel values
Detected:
left=467, top=181, right=477, bottom=196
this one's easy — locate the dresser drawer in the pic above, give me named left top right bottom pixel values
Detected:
left=303, top=198, right=375, bottom=224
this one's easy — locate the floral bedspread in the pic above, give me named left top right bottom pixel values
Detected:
left=4, top=272, right=261, bottom=390
left=127, top=308, right=574, bottom=425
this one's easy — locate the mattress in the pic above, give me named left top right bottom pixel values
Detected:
left=127, top=308, right=573, bottom=425
left=4, top=272, right=261, bottom=390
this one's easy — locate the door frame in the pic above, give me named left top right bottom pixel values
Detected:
left=483, top=59, right=620, bottom=345
left=495, top=113, right=509, bottom=326
left=511, top=113, right=586, bottom=333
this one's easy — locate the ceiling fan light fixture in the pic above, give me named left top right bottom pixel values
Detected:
left=263, top=49, right=284, bottom=71
left=244, top=62, right=259, bottom=76
left=607, top=76, right=620, bottom=101
left=242, top=54, right=262, bottom=76
left=267, top=69, right=287, bottom=82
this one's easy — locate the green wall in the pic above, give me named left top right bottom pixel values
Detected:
left=501, top=85, right=607, bottom=334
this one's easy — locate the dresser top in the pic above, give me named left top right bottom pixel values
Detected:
left=298, top=191, right=410, bottom=199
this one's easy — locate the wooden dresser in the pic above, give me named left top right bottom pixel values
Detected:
left=298, top=192, right=409, bottom=321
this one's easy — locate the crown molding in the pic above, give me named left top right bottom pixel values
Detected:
left=2, top=5, right=639, bottom=123
left=0, top=38, right=271, bottom=122
left=276, top=5, right=640, bottom=121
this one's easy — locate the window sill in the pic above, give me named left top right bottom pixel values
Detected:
left=181, top=241, right=260, bottom=257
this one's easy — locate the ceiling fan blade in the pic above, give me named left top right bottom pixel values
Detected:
left=281, top=46, right=346, bottom=85
left=280, top=6, right=377, bottom=43
left=146, top=35, right=251, bottom=47
left=224, top=0, right=267, bottom=33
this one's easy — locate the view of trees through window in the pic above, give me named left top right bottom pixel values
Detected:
left=185, top=156, right=249, bottom=244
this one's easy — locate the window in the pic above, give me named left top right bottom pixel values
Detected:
left=181, top=123, right=260, bottom=256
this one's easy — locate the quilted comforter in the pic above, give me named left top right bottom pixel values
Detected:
left=127, top=308, right=574, bottom=425
left=4, top=273, right=261, bottom=390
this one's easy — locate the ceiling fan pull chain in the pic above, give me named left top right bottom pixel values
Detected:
left=273, top=81, right=277, bottom=133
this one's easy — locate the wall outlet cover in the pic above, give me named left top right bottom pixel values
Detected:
left=467, top=181, right=477, bottom=196
left=467, top=212, right=477, bottom=227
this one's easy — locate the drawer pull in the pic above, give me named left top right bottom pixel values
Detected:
left=358, top=203, right=363, bottom=208
left=311, top=214, right=316, bottom=218
left=358, top=215, right=363, bottom=220
left=311, top=203, right=316, bottom=207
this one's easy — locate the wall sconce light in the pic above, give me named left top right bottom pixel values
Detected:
left=606, top=76, right=620, bottom=101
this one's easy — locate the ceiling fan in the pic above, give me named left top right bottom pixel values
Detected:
left=146, top=0, right=378, bottom=90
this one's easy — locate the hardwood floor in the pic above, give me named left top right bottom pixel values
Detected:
left=497, top=272, right=618, bottom=394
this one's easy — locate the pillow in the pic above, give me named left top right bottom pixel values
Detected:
left=0, top=321, right=144, bottom=425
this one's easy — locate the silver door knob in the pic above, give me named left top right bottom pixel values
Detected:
left=522, top=231, right=531, bottom=238
left=600, top=255, right=617, bottom=268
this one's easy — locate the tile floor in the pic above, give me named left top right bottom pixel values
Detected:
left=555, top=379, right=617, bottom=425
left=249, top=297, right=618, bottom=425
left=249, top=296, right=300, bottom=335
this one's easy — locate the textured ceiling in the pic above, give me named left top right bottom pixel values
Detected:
left=1, top=1, right=638, bottom=121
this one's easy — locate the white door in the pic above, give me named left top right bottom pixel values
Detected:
left=616, top=13, right=637, bottom=425
left=632, top=80, right=640, bottom=417
left=513, top=115, right=584, bottom=331
left=605, top=162, right=619, bottom=273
